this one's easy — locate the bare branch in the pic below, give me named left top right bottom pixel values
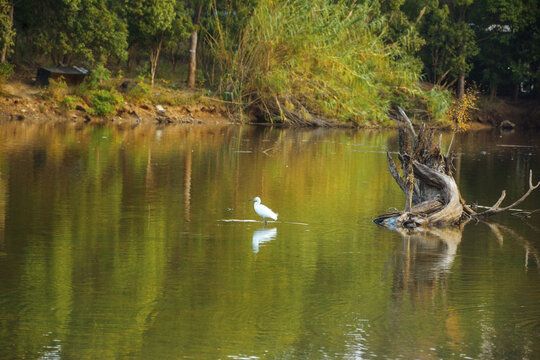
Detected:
left=446, top=132, right=455, bottom=157
left=460, top=195, right=476, bottom=215
left=397, top=106, right=416, bottom=140
left=475, top=170, right=540, bottom=219
left=488, top=190, right=506, bottom=211
left=387, top=152, right=406, bottom=193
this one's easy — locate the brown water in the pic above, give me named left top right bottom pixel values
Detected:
left=0, top=122, right=539, bottom=359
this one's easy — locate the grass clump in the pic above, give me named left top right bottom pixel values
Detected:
left=212, top=0, right=448, bottom=126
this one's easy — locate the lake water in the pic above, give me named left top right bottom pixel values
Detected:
left=0, top=122, right=539, bottom=359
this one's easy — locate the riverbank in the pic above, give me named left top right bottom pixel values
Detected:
left=1, top=78, right=538, bottom=129
left=473, top=97, right=540, bottom=129
left=0, top=79, right=231, bottom=127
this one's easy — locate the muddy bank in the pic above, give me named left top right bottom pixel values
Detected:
left=473, top=98, right=540, bottom=129
left=0, top=80, right=232, bottom=127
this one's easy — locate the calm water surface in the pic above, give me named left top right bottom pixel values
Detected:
left=0, top=122, right=539, bottom=359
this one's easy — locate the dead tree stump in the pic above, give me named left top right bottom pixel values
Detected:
left=374, top=107, right=539, bottom=229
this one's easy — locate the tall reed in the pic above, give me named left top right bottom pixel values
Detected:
left=211, top=0, right=446, bottom=126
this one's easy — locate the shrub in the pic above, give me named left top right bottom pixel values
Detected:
left=86, top=63, right=112, bottom=89
left=419, top=87, right=452, bottom=125
left=60, top=95, right=82, bottom=110
left=448, top=88, right=478, bottom=132
left=126, top=75, right=152, bottom=102
left=43, top=77, right=69, bottom=102
left=88, top=89, right=123, bottom=116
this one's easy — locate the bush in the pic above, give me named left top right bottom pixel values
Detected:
left=88, top=89, right=123, bottom=116
left=60, top=95, right=82, bottom=110
left=126, top=75, right=152, bottom=102
left=424, top=87, right=452, bottom=124
left=42, top=77, right=69, bottom=102
left=86, top=63, right=112, bottom=89
left=448, top=88, right=478, bottom=132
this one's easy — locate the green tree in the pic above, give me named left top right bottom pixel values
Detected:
left=164, top=2, right=193, bottom=73
left=14, top=0, right=127, bottom=66
left=380, top=0, right=425, bottom=53
left=0, top=0, right=14, bottom=63
left=127, top=0, right=192, bottom=85
left=414, top=0, right=479, bottom=97
left=471, top=0, right=540, bottom=100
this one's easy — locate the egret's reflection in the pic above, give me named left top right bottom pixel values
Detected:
left=252, top=227, right=277, bottom=253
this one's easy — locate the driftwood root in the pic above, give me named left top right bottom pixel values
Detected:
left=375, top=107, right=540, bottom=229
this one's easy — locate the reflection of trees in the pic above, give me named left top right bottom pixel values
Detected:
left=454, top=130, right=539, bottom=205
left=0, top=122, right=247, bottom=358
left=0, top=122, right=408, bottom=359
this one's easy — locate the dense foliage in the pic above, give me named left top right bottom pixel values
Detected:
left=0, top=0, right=538, bottom=124
left=212, top=0, right=447, bottom=125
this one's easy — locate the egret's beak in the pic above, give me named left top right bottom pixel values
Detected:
left=248, top=198, right=256, bottom=202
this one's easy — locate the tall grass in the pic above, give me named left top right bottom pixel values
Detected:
left=211, top=0, right=448, bottom=126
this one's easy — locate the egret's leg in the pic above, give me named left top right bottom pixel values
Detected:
left=263, top=218, right=267, bottom=226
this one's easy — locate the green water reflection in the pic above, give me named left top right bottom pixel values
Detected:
left=0, top=123, right=539, bottom=359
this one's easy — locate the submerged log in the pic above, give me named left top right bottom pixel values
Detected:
left=374, top=107, right=540, bottom=229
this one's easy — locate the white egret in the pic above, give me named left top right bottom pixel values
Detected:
left=249, top=197, right=278, bottom=225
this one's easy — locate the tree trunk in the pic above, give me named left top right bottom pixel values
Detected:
left=127, top=45, right=137, bottom=73
left=374, top=107, right=540, bottom=229
left=187, top=3, right=203, bottom=88
left=149, top=38, right=163, bottom=86
left=187, top=30, right=197, bottom=88
left=0, top=1, right=14, bottom=63
left=171, top=49, right=177, bottom=72
left=489, top=81, right=497, bottom=102
left=513, top=83, right=520, bottom=101
left=458, top=73, right=465, bottom=99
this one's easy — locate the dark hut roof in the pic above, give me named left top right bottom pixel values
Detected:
left=40, top=66, right=89, bottom=75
